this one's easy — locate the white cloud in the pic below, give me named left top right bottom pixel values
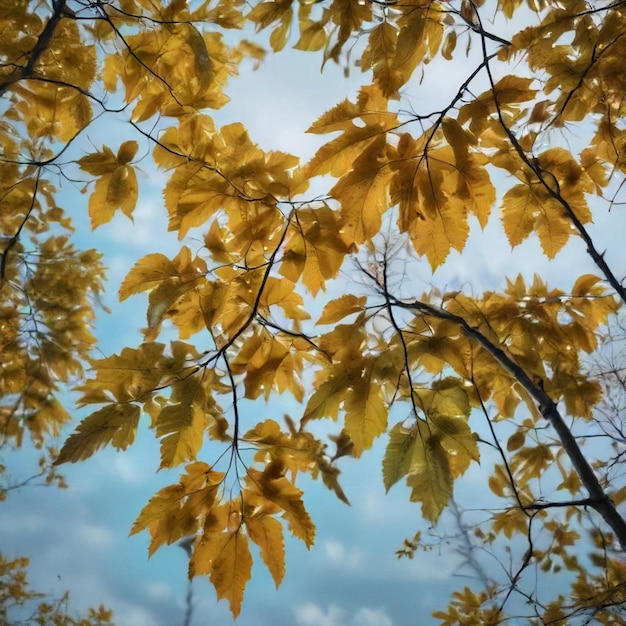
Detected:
left=398, top=551, right=461, bottom=583
left=75, top=522, right=114, bottom=548
left=145, top=582, right=173, bottom=601
left=110, top=455, right=146, bottom=485
left=323, top=538, right=344, bottom=562
left=323, top=538, right=363, bottom=570
left=295, top=603, right=345, bottom=626
left=353, top=607, right=394, bottom=626
left=295, top=602, right=393, bottom=626
left=2, top=512, right=46, bottom=534
left=112, top=603, right=159, bottom=626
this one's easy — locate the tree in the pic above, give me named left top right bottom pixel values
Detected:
left=0, top=552, right=114, bottom=626
left=2, top=0, right=626, bottom=623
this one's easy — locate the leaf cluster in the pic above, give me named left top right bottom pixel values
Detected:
left=2, top=0, right=626, bottom=622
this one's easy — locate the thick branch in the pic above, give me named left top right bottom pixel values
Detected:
left=392, top=295, right=626, bottom=549
left=0, top=0, right=67, bottom=97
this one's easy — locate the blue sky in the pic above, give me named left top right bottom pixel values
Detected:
left=3, top=6, right=626, bottom=626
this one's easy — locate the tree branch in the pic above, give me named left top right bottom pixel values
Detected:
left=0, top=0, right=67, bottom=97
left=391, top=294, right=626, bottom=549
left=475, top=5, right=626, bottom=305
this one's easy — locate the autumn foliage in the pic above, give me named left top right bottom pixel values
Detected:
left=2, top=0, right=626, bottom=623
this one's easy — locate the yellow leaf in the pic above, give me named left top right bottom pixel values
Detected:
left=389, top=10, right=428, bottom=95
left=441, top=118, right=495, bottom=228
left=129, top=248, right=205, bottom=333
left=182, top=23, right=214, bottom=92
left=210, top=531, right=253, bottom=618
left=294, top=20, right=326, bottom=51
left=429, top=414, right=479, bottom=477
left=102, top=54, right=122, bottom=92
left=132, top=484, right=187, bottom=552
left=280, top=206, right=349, bottom=295
left=489, top=464, right=515, bottom=498
left=146, top=278, right=191, bottom=331
left=323, top=0, right=372, bottom=64
left=55, top=403, right=140, bottom=464
left=458, top=75, right=537, bottom=133
left=76, top=142, right=137, bottom=198
left=511, top=444, right=553, bottom=484
left=78, top=343, right=166, bottom=402
left=415, top=378, right=471, bottom=419
left=442, top=30, right=457, bottom=60
left=105, top=164, right=138, bottom=218
left=414, top=382, right=477, bottom=475
left=78, top=146, right=118, bottom=176
left=499, top=0, right=525, bottom=18
left=307, top=98, right=361, bottom=134
left=408, top=195, right=469, bottom=269
left=248, top=0, right=292, bottom=32
left=308, top=122, right=386, bottom=178
left=119, top=253, right=179, bottom=301
left=303, top=374, right=347, bottom=421
left=198, top=280, right=229, bottom=331
left=242, top=419, right=319, bottom=474
left=407, top=433, right=453, bottom=524
left=331, top=136, right=395, bottom=245
left=491, top=75, right=537, bottom=105
left=317, top=295, right=367, bottom=325
left=81, top=142, right=140, bottom=228
left=408, top=332, right=468, bottom=376
left=117, top=140, right=138, bottom=164
left=269, top=19, right=290, bottom=51
left=204, top=219, right=235, bottom=264
left=361, top=21, right=397, bottom=96
left=260, top=277, right=310, bottom=321
left=392, top=138, right=471, bottom=268
left=156, top=377, right=208, bottom=468
left=501, top=182, right=571, bottom=257
left=317, top=457, right=350, bottom=505
left=507, top=430, right=526, bottom=452
left=571, top=274, right=603, bottom=297
left=306, top=89, right=394, bottom=177
left=502, top=188, right=534, bottom=243
left=245, top=515, right=285, bottom=588
left=557, top=469, right=582, bottom=495
left=242, top=419, right=284, bottom=445
left=383, top=422, right=417, bottom=492
left=237, top=39, right=266, bottom=64
left=555, top=374, right=602, bottom=420
left=492, top=507, right=528, bottom=539
left=243, top=335, right=291, bottom=400
left=344, top=362, right=388, bottom=454
left=248, top=465, right=316, bottom=547
left=133, top=463, right=223, bottom=555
